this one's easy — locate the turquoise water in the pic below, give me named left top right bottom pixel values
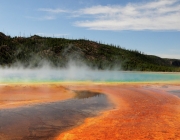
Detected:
left=0, top=69, right=180, bottom=83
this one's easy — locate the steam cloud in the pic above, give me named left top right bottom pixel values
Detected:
left=0, top=60, right=125, bottom=83
left=0, top=60, right=179, bottom=83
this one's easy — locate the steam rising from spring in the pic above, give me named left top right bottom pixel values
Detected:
left=0, top=60, right=180, bottom=83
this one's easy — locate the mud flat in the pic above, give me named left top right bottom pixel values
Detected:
left=57, top=83, right=180, bottom=140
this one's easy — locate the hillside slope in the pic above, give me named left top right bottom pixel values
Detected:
left=0, top=32, right=180, bottom=72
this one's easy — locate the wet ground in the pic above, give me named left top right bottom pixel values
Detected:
left=168, top=90, right=180, bottom=97
left=0, top=88, right=112, bottom=140
left=57, top=83, right=180, bottom=140
left=0, top=83, right=180, bottom=140
left=143, top=84, right=180, bottom=98
left=0, top=85, right=74, bottom=109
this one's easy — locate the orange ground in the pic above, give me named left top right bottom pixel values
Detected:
left=0, top=83, right=180, bottom=140
left=56, top=83, right=180, bottom=140
left=0, top=84, right=75, bottom=109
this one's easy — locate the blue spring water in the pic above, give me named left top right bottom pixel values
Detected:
left=0, top=69, right=180, bottom=83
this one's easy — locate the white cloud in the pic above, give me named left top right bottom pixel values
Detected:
left=73, top=0, right=180, bottom=31
left=28, top=8, right=69, bottom=21
left=42, top=16, right=56, bottom=20
left=38, top=8, right=68, bottom=14
left=26, top=16, right=56, bottom=20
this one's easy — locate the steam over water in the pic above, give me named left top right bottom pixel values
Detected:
left=0, top=66, right=180, bottom=83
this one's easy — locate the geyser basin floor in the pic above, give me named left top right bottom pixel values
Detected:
left=0, top=84, right=112, bottom=140
left=0, top=84, right=75, bottom=109
left=0, top=83, right=180, bottom=140
left=57, top=83, right=180, bottom=140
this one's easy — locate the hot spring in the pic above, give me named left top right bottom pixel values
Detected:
left=0, top=68, right=180, bottom=83
left=0, top=68, right=180, bottom=140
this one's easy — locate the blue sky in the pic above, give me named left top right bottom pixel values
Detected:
left=1, top=0, right=180, bottom=59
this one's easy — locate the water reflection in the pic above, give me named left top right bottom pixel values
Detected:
left=168, top=90, right=180, bottom=97
left=74, top=90, right=102, bottom=99
left=0, top=91, right=112, bottom=140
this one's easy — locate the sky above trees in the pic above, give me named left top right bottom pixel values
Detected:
left=1, top=0, right=180, bottom=59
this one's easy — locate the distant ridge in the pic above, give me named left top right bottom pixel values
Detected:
left=0, top=32, right=180, bottom=72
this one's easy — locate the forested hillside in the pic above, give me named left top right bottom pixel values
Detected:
left=0, top=32, right=180, bottom=72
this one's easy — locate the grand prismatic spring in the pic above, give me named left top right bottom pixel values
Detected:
left=0, top=69, right=180, bottom=140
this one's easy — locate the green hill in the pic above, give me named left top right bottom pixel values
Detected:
left=0, top=32, right=180, bottom=72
